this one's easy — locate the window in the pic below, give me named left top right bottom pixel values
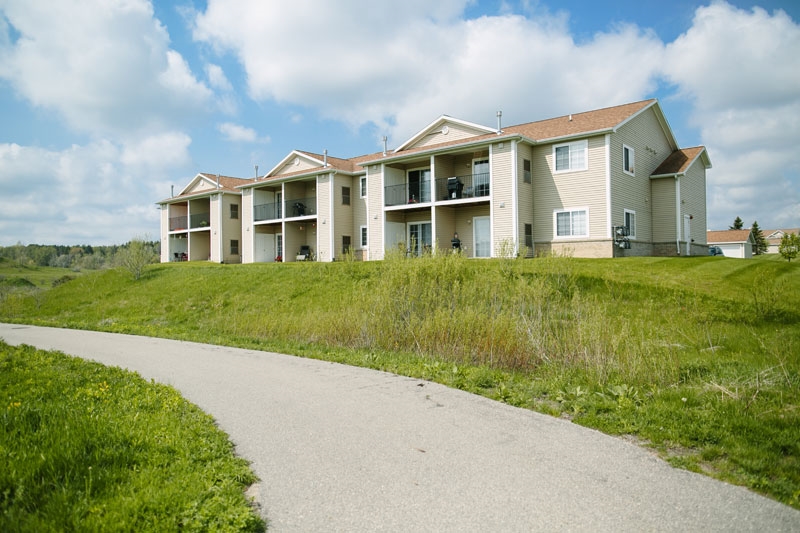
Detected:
left=554, top=208, right=588, bottom=238
left=360, top=176, right=367, bottom=198
left=553, top=140, right=587, bottom=172
left=523, top=159, right=531, bottom=183
left=360, top=226, right=368, bottom=248
left=230, top=239, right=239, bottom=255
left=342, top=235, right=352, bottom=255
left=624, top=209, right=636, bottom=239
left=342, top=186, right=351, bottom=205
left=230, top=204, right=239, bottom=219
left=524, top=223, right=533, bottom=248
left=623, top=145, right=635, bottom=175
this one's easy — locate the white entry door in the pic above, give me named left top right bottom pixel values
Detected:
left=684, top=215, right=691, bottom=256
left=474, top=216, right=491, bottom=257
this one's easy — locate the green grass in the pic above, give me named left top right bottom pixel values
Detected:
left=2, top=253, right=799, bottom=509
left=0, top=341, right=265, bottom=532
left=0, top=256, right=83, bottom=289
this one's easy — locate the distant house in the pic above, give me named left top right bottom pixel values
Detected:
left=762, top=229, right=800, bottom=254
left=157, top=173, right=250, bottom=263
left=706, top=229, right=755, bottom=258
left=159, top=99, right=712, bottom=263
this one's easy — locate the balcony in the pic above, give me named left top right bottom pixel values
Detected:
left=254, top=202, right=282, bottom=222
left=384, top=183, right=431, bottom=207
left=189, top=212, right=211, bottom=229
left=169, top=216, right=188, bottom=231
left=434, top=173, right=490, bottom=201
left=286, top=196, right=317, bottom=217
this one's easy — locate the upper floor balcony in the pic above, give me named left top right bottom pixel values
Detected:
left=384, top=172, right=490, bottom=207
left=254, top=196, right=317, bottom=222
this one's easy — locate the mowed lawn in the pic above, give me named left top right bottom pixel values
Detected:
left=1, top=252, right=798, bottom=509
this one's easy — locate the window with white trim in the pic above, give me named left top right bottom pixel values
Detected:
left=360, top=176, right=367, bottom=198
left=230, top=203, right=239, bottom=219
left=624, top=209, right=636, bottom=239
left=554, top=208, right=588, bottom=238
left=360, top=225, right=368, bottom=248
left=230, top=239, right=239, bottom=255
left=623, top=144, right=635, bottom=175
left=553, top=140, right=587, bottom=172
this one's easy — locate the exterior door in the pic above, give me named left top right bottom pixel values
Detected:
left=408, top=222, right=432, bottom=256
left=683, top=215, right=691, bottom=256
left=473, top=159, right=489, bottom=197
left=474, top=216, right=490, bottom=257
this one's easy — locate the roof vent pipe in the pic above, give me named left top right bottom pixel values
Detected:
left=496, top=111, right=503, bottom=134
left=216, top=174, right=220, bottom=189
left=254, top=165, right=258, bottom=181
left=323, top=149, right=328, bottom=167
left=171, top=185, right=174, bottom=197
left=382, top=136, right=388, bottom=157
left=569, top=114, right=573, bottom=122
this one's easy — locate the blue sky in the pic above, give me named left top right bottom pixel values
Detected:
left=1, top=0, right=798, bottom=245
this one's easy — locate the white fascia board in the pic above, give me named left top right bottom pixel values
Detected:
left=366, top=134, right=527, bottom=167
left=264, top=150, right=325, bottom=178
left=535, top=128, right=614, bottom=145
left=394, top=115, right=496, bottom=152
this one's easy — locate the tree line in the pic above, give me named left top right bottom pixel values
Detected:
left=0, top=240, right=160, bottom=271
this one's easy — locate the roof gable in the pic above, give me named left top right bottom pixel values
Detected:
left=268, top=150, right=326, bottom=177
left=707, top=229, right=754, bottom=244
left=395, top=116, right=496, bottom=153
left=651, top=146, right=712, bottom=177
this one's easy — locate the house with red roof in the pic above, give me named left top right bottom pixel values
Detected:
left=159, top=99, right=712, bottom=263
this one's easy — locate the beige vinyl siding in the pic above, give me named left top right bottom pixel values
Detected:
left=516, top=143, right=534, bottom=256
left=275, top=156, right=319, bottom=176
left=240, top=188, right=253, bottom=263
left=533, top=135, right=607, bottom=243
left=209, top=194, right=221, bottom=262
left=434, top=206, right=455, bottom=252
left=367, top=165, right=384, bottom=260
left=220, top=194, right=242, bottom=263
left=681, top=160, right=708, bottom=245
left=650, top=177, right=676, bottom=243
left=352, top=173, right=368, bottom=257
left=610, top=107, right=674, bottom=244
left=317, top=174, right=332, bottom=262
left=333, top=174, right=354, bottom=261
left=159, top=205, right=169, bottom=262
left=410, top=122, right=489, bottom=150
left=491, top=142, right=514, bottom=254
left=188, top=179, right=215, bottom=193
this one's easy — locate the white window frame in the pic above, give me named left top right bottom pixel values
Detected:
left=623, top=144, right=635, bottom=176
left=624, top=209, right=636, bottom=239
left=360, top=225, right=368, bottom=248
left=553, top=140, right=588, bottom=173
left=230, top=203, right=239, bottom=220
left=553, top=207, right=589, bottom=239
left=360, top=176, right=367, bottom=198
left=523, top=158, right=531, bottom=184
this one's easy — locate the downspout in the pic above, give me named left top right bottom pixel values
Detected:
left=675, top=175, right=681, bottom=255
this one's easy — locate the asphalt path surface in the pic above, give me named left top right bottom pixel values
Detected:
left=2, top=324, right=799, bottom=532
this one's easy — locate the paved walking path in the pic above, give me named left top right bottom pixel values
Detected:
left=2, top=324, right=798, bottom=532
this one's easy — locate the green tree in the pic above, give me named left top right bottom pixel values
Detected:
left=751, top=221, right=768, bottom=255
left=779, top=232, right=800, bottom=262
left=730, top=216, right=744, bottom=230
left=116, top=237, right=157, bottom=280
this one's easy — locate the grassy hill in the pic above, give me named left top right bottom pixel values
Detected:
left=2, top=253, right=798, bottom=508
